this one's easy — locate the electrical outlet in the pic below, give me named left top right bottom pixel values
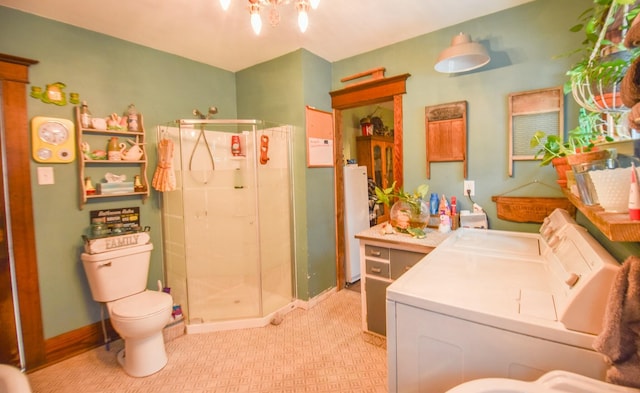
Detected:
left=463, top=180, right=475, bottom=197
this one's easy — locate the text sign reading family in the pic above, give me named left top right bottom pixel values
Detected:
left=90, top=207, right=140, bottom=231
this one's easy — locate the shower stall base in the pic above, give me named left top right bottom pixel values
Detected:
left=158, top=119, right=296, bottom=333
left=186, top=296, right=297, bottom=334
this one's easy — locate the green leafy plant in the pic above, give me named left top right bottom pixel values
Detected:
left=530, top=109, right=613, bottom=166
left=374, top=181, right=429, bottom=213
left=563, top=0, right=640, bottom=97
left=374, top=182, right=430, bottom=238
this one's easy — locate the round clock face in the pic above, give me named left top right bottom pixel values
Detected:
left=38, top=121, right=69, bottom=145
left=36, top=148, right=52, bottom=161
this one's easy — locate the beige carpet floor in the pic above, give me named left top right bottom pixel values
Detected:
left=28, top=289, right=387, bottom=392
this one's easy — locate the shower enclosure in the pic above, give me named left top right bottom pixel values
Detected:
left=157, top=119, right=295, bottom=333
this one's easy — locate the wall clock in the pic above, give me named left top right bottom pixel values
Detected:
left=31, top=116, right=76, bottom=163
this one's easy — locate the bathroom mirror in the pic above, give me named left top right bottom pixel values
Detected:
left=330, top=72, right=410, bottom=289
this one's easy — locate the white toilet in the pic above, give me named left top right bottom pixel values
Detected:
left=81, top=243, right=173, bottom=377
left=445, top=370, right=640, bottom=393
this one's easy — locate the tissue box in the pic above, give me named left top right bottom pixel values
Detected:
left=459, top=211, right=488, bottom=229
left=96, top=182, right=134, bottom=195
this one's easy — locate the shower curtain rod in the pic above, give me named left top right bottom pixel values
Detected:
left=178, top=119, right=260, bottom=126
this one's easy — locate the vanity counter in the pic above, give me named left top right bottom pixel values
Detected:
left=355, top=224, right=452, bottom=253
left=355, top=224, right=453, bottom=337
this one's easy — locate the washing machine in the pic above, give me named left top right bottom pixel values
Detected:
left=386, top=209, right=620, bottom=393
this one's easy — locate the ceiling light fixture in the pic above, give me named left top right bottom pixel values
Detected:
left=249, top=1, right=262, bottom=34
left=221, top=0, right=319, bottom=35
left=434, top=33, right=490, bottom=73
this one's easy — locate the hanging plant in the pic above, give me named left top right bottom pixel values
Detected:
left=565, top=0, right=640, bottom=112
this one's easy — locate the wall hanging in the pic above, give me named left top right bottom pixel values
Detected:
left=425, top=100, right=467, bottom=179
left=508, top=86, right=564, bottom=176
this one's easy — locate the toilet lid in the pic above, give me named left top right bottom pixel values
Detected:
left=110, top=291, right=172, bottom=319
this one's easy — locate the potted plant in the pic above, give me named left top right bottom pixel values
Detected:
left=565, top=0, right=640, bottom=111
left=530, top=109, right=613, bottom=185
left=374, top=182, right=430, bottom=237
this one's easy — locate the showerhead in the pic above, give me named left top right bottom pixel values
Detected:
left=193, top=106, right=219, bottom=119
left=193, top=109, right=205, bottom=119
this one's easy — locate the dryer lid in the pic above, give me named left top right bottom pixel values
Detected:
left=110, top=291, right=172, bottom=319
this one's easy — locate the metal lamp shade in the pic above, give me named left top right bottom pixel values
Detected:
left=434, top=33, right=490, bottom=73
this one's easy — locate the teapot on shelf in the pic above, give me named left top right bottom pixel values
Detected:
left=119, top=139, right=145, bottom=161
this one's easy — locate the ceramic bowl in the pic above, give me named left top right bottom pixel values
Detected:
left=589, top=167, right=634, bottom=213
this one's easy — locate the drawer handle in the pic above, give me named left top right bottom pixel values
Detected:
left=371, top=267, right=382, bottom=273
left=370, top=250, right=382, bottom=257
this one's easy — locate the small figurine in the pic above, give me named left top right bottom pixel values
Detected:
left=380, top=222, right=395, bottom=235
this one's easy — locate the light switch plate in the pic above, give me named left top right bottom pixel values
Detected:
left=37, top=167, right=55, bottom=185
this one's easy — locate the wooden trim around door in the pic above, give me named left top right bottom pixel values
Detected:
left=330, top=73, right=410, bottom=290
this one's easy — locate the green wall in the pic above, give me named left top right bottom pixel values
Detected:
left=0, top=8, right=238, bottom=338
left=332, top=0, right=586, bottom=234
left=332, top=0, right=638, bottom=258
left=1, top=0, right=638, bottom=342
left=236, top=50, right=335, bottom=299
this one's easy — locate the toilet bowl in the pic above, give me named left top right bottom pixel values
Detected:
left=81, top=243, right=173, bottom=377
left=108, top=290, right=173, bottom=377
left=445, top=370, right=640, bottom=393
left=0, top=364, right=32, bottom=393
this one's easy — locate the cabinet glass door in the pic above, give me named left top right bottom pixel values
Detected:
left=373, top=144, right=382, bottom=186
left=385, top=145, right=393, bottom=188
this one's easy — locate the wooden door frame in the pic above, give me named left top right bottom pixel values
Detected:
left=329, top=73, right=410, bottom=290
left=0, top=54, right=45, bottom=369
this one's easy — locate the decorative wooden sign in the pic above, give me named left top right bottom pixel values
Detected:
left=425, top=100, right=467, bottom=178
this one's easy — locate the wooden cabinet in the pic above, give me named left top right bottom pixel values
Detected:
left=360, top=241, right=429, bottom=336
left=75, top=107, right=150, bottom=209
left=356, top=135, right=394, bottom=223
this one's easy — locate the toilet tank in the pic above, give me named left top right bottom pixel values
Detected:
left=81, top=243, right=153, bottom=302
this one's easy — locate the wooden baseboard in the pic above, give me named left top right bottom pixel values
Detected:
left=28, top=320, right=119, bottom=372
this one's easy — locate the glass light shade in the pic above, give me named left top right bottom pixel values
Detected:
left=309, top=0, right=320, bottom=9
left=220, top=0, right=231, bottom=11
left=434, top=33, right=490, bottom=73
left=298, top=9, right=309, bottom=32
left=251, top=11, right=262, bottom=34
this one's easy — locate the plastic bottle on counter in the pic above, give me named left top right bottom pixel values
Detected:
left=429, top=193, right=439, bottom=215
left=451, top=196, right=457, bottom=215
left=439, top=194, right=449, bottom=215
left=439, top=213, right=451, bottom=233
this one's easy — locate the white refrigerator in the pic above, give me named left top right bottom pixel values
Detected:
left=343, top=165, right=370, bottom=284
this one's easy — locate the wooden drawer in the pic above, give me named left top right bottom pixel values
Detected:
left=364, top=245, right=389, bottom=260
left=390, top=249, right=426, bottom=280
left=365, top=259, right=390, bottom=279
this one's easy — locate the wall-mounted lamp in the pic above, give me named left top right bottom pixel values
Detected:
left=434, top=33, right=490, bottom=73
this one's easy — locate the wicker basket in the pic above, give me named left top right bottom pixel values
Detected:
left=491, top=196, right=576, bottom=223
